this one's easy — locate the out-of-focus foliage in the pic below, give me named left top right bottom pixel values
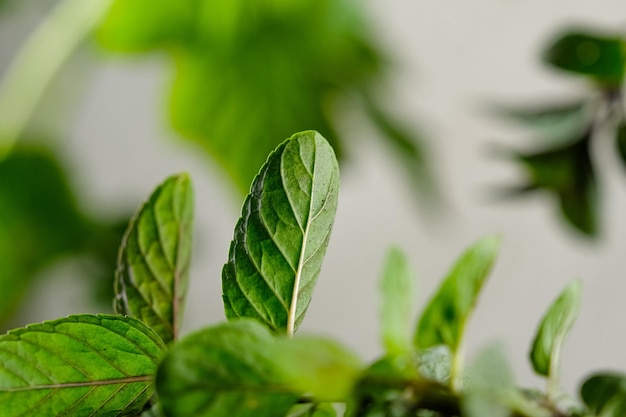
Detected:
left=0, top=145, right=126, bottom=329
left=494, top=26, right=626, bottom=237
left=96, top=0, right=429, bottom=196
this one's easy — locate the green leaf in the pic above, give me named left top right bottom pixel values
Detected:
left=274, top=335, right=362, bottom=402
left=379, top=246, right=416, bottom=356
left=493, top=100, right=590, bottom=143
left=115, top=173, right=194, bottom=345
left=0, top=314, right=166, bottom=417
left=417, top=346, right=451, bottom=384
left=156, top=319, right=360, bottom=417
left=288, top=403, right=337, bottom=417
left=464, top=345, right=549, bottom=417
left=543, top=29, right=626, bottom=84
left=615, top=120, right=626, bottom=171
left=414, top=236, right=500, bottom=352
left=496, top=132, right=597, bottom=236
left=222, top=131, right=339, bottom=335
left=530, top=280, right=581, bottom=378
left=581, top=373, right=626, bottom=417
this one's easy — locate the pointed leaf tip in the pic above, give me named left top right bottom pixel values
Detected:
left=115, top=173, right=194, bottom=344
left=221, top=131, right=339, bottom=334
left=415, top=235, right=501, bottom=352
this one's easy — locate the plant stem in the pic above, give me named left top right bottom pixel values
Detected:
left=0, top=0, right=113, bottom=159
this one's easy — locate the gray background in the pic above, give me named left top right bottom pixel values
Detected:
left=3, top=0, right=626, bottom=395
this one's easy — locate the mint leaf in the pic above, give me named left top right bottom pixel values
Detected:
left=530, top=280, right=581, bottom=379
left=379, top=246, right=416, bottom=356
left=415, top=236, right=500, bottom=352
left=222, top=131, right=339, bottom=335
left=581, top=373, right=626, bottom=417
left=543, top=29, right=626, bottom=85
left=156, top=319, right=300, bottom=417
left=115, top=173, right=194, bottom=344
left=0, top=314, right=166, bottom=417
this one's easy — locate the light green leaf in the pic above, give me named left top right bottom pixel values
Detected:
left=581, top=373, right=626, bottom=417
left=274, top=335, right=362, bottom=402
left=415, top=236, right=501, bottom=352
left=115, top=173, right=194, bottom=345
left=530, top=280, right=581, bottom=379
left=464, top=345, right=548, bottom=417
left=0, top=314, right=166, bottom=417
left=222, top=131, right=339, bottom=335
left=379, top=246, right=416, bottom=356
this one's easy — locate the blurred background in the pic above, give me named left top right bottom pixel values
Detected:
left=1, top=0, right=626, bottom=397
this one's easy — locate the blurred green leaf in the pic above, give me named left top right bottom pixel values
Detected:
left=0, top=314, right=166, bottom=417
left=288, top=403, right=337, bottom=417
left=507, top=133, right=598, bottom=236
left=581, top=373, right=626, bottom=417
left=615, top=120, right=626, bottom=170
left=156, top=319, right=360, bottom=417
left=379, top=246, right=416, bottom=356
left=414, top=236, right=500, bottom=353
left=0, top=146, right=128, bottom=329
left=115, top=173, right=194, bottom=345
left=97, top=0, right=383, bottom=193
left=543, top=29, right=626, bottom=85
left=530, top=280, right=581, bottom=379
left=222, top=131, right=339, bottom=335
left=464, top=345, right=549, bottom=417
left=417, top=345, right=451, bottom=384
left=493, top=100, right=590, bottom=144
left=0, top=147, right=88, bottom=326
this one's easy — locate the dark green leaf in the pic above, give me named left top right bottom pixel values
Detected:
left=222, top=131, right=339, bottom=335
left=0, top=314, right=166, bottom=417
left=156, top=319, right=360, bottom=417
left=615, top=120, right=626, bottom=170
left=379, top=246, right=416, bottom=356
left=530, top=280, right=581, bottom=378
left=498, top=132, right=597, bottom=236
left=115, top=173, right=194, bottom=345
left=543, top=29, right=626, bottom=84
left=415, top=236, right=500, bottom=352
left=581, top=373, right=626, bottom=417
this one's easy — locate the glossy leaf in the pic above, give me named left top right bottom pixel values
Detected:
left=156, top=319, right=360, bottom=417
left=0, top=314, right=166, bottom=417
left=543, top=29, right=626, bottom=84
left=379, top=246, right=416, bottom=355
left=115, top=173, right=193, bottom=345
left=530, top=280, right=581, bottom=378
left=415, top=236, right=500, bottom=352
left=222, top=131, right=339, bottom=335
left=581, top=373, right=626, bottom=417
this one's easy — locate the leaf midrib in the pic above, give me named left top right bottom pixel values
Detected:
left=1, top=375, right=153, bottom=392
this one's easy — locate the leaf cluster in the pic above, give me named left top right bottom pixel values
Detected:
left=493, top=26, right=626, bottom=237
left=1, top=130, right=622, bottom=417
